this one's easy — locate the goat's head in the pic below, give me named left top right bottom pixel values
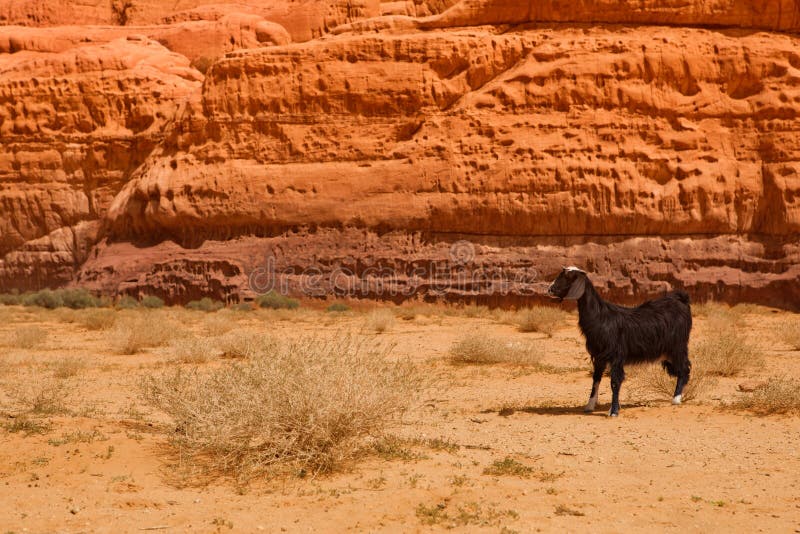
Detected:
left=547, top=266, right=587, bottom=302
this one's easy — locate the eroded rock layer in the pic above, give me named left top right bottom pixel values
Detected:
left=1, top=0, right=799, bottom=306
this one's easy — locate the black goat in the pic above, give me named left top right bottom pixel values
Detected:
left=547, top=267, right=692, bottom=417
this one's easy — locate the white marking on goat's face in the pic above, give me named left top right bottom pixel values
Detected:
left=564, top=266, right=585, bottom=274
left=672, top=395, right=682, bottom=405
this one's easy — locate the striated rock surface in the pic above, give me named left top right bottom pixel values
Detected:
left=2, top=0, right=800, bottom=307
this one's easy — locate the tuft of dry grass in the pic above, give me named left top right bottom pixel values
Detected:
left=76, top=308, right=117, bottom=331
left=216, top=331, right=276, bottom=359
left=141, top=334, right=419, bottom=481
left=6, top=374, right=72, bottom=415
left=364, top=309, right=395, bottom=334
left=449, top=333, right=540, bottom=366
left=203, top=314, right=236, bottom=336
left=778, top=317, right=800, bottom=350
left=112, top=314, right=177, bottom=354
left=691, top=330, right=760, bottom=377
left=170, top=336, right=217, bottom=364
left=11, top=326, right=48, bottom=349
left=732, top=377, right=800, bottom=415
left=50, top=357, right=87, bottom=379
left=626, top=362, right=714, bottom=403
left=514, top=306, right=569, bottom=336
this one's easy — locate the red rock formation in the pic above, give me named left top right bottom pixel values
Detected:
left=2, top=0, right=800, bottom=307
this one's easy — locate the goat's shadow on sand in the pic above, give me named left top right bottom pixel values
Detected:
left=490, top=403, right=652, bottom=417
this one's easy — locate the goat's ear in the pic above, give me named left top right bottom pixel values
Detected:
left=565, top=275, right=586, bottom=300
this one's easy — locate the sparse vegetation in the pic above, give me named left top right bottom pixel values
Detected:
left=203, top=314, right=236, bottom=336
left=255, top=291, right=299, bottom=310
left=364, top=309, right=395, bottom=333
left=555, top=504, right=585, bottom=517
left=732, top=377, right=800, bottom=415
left=779, top=317, right=800, bottom=350
left=3, top=416, right=52, bottom=436
left=326, top=302, right=351, bottom=313
left=112, top=315, right=176, bottom=354
left=141, top=335, right=419, bottom=480
left=7, top=375, right=71, bottom=415
left=483, top=457, right=534, bottom=478
left=449, top=334, right=540, bottom=366
left=0, top=292, right=22, bottom=305
left=170, top=336, right=217, bottom=364
left=50, top=358, right=86, bottom=379
left=514, top=306, right=569, bottom=336
left=11, top=326, right=48, bottom=349
left=416, top=501, right=518, bottom=527
left=217, top=332, right=275, bottom=359
left=186, top=298, right=224, bottom=312
left=77, top=308, right=116, bottom=331
left=116, top=295, right=139, bottom=309
left=691, top=330, right=760, bottom=377
left=627, top=362, right=714, bottom=403
left=141, top=295, right=165, bottom=309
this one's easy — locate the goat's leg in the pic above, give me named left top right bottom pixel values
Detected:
left=609, top=362, right=625, bottom=417
left=671, top=352, right=691, bottom=405
left=584, top=361, right=605, bottom=412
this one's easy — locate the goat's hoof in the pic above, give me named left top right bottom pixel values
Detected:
left=608, top=411, right=619, bottom=418
left=672, top=395, right=682, bottom=405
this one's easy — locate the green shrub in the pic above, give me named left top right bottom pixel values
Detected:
left=22, top=289, right=63, bottom=309
left=0, top=293, right=22, bottom=305
left=186, top=297, right=224, bottom=312
left=326, top=302, right=350, bottom=313
left=141, top=295, right=165, bottom=309
left=255, top=291, right=299, bottom=310
left=116, top=295, right=139, bottom=309
left=59, top=288, right=99, bottom=309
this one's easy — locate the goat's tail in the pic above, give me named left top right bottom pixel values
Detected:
left=674, top=290, right=690, bottom=306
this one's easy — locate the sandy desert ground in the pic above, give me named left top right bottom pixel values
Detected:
left=0, top=300, right=799, bottom=533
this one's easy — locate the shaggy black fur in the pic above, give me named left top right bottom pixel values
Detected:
left=547, top=267, right=692, bottom=417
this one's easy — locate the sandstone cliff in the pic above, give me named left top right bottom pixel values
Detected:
left=2, top=1, right=799, bottom=307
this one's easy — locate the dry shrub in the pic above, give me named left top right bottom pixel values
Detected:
left=77, top=308, right=117, bottom=331
left=778, top=317, right=800, bottom=350
left=515, top=306, right=569, bottom=336
left=626, top=362, right=714, bottom=403
left=216, top=331, right=276, bottom=359
left=732, top=377, right=800, bottom=415
left=691, top=329, right=759, bottom=377
left=12, top=326, right=48, bottom=349
left=170, top=336, right=217, bottom=364
left=364, top=309, right=395, bottom=333
left=50, top=357, right=86, bottom=379
left=449, top=333, right=540, bottom=366
left=141, top=335, right=419, bottom=481
left=6, top=374, right=72, bottom=414
left=112, top=314, right=177, bottom=354
left=203, top=314, right=236, bottom=336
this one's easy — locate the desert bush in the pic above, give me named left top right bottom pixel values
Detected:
left=7, top=375, right=72, bottom=414
left=232, top=302, right=253, bottom=312
left=50, top=357, right=87, bottom=379
left=255, top=291, right=299, bottom=310
left=449, top=333, right=540, bottom=365
left=0, top=293, right=22, bottom=306
left=141, top=295, right=165, bottom=309
left=22, top=290, right=63, bottom=309
left=326, top=302, right=350, bottom=313
left=116, top=295, right=139, bottom=309
left=691, top=330, right=759, bottom=377
left=515, top=306, right=569, bottom=336
left=59, top=288, right=99, bottom=309
left=186, top=298, right=224, bottom=312
left=170, top=336, right=217, bottom=364
left=732, top=377, right=800, bottom=415
left=216, top=331, right=275, bottom=359
left=112, top=315, right=176, bottom=354
left=12, top=326, right=48, bottom=349
left=203, top=314, right=236, bottom=336
left=626, top=363, right=714, bottom=403
left=779, top=317, right=800, bottom=350
left=364, top=309, right=395, bottom=333
left=141, top=335, right=419, bottom=480
left=77, top=308, right=117, bottom=331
